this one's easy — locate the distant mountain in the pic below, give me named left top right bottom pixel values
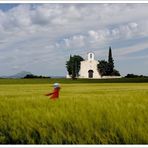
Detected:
left=4, top=71, right=32, bottom=78
left=0, top=71, right=64, bottom=79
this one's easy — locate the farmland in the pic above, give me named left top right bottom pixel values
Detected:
left=0, top=78, right=148, bottom=144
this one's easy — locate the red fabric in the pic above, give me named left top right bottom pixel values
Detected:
left=45, top=87, right=60, bottom=100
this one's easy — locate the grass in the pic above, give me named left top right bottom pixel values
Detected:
left=0, top=77, right=148, bottom=84
left=0, top=79, right=148, bottom=144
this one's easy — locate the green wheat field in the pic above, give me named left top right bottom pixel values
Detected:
left=0, top=78, right=148, bottom=144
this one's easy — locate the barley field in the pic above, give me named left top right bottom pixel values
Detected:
left=0, top=79, right=148, bottom=144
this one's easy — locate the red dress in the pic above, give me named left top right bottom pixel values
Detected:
left=45, top=87, right=60, bottom=100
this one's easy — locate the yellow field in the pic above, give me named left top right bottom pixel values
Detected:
left=0, top=83, right=148, bottom=144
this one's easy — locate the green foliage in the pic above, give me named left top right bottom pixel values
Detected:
left=0, top=82, right=148, bottom=144
left=125, top=74, right=148, bottom=78
left=97, top=46, right=120, bottom=77
left=66, top=55, right=84, bottom=79
left=108, top=46, right=114, bottom=72
left=24, top=74, right=50, bottom=79
left=97, top=60, right=111, bottom=76
left=66, top=55, right=73, bottom=76
left=97, top=61, right=120, bottom=76
left=111, top=69, right=120, bottom=76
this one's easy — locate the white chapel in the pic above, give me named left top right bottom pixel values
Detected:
left=79, top=52, right=101, bottom=79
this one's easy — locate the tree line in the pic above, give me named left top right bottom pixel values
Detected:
left=23, top=74, right=50, bottom=79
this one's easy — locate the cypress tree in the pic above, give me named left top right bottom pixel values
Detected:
left=108, top=46, right=114, bottom=72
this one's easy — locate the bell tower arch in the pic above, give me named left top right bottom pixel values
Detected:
left=88, top=52, right=95, bottom=61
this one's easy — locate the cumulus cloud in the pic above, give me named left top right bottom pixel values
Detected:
left=57, top=21, right=147, bottom=51
left=0, top=3, right=148, bottom=76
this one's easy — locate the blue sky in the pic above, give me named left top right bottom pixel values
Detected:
left=0, top=4, right=19, bottom=11
left=0, top=3, right=148, bottom=77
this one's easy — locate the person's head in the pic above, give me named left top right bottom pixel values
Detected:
left=53, top=83, right=60, bottom=88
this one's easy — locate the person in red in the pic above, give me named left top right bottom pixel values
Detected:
left=45, top=83, right=61, bottom=100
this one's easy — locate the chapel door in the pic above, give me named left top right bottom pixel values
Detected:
left=88, top=70, right=93, bottom=78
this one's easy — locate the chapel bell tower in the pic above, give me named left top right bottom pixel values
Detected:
left=88, top=52, right=95, bottom=61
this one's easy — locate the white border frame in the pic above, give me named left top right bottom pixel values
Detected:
left=0, top=1, right=148, bottom=147
left=0, top=1, right=148, bottom=3
left=1, top=145, right=148, bottom=147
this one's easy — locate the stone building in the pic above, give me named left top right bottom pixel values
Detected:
left=79, top=52, right=101, bottom=79
left=66, top=51, right=121, bottom=79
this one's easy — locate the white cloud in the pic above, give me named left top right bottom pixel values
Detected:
left=0, top=4, right=148, bottom=76
left=57, top=21, right=147, bottom=51
left=114, top=41, right=148, bottom=57
left=63, top=35, right=85, bottom=48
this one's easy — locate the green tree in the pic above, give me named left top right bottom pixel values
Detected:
left=66, top=55, right=84, bottom=79
left=98, top=47, right=120, bottom=77
left=111, top=69, right=120, bottom=76
left=108, top=46, right=114, bottom=73
left=97, top=60, right=111, bottom=76
left=97, top=60, right=120, bottom=77
left=66, top=55, right=73, bottom=76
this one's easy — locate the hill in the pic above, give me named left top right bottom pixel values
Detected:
left=1, top=71, right=32, bottom=78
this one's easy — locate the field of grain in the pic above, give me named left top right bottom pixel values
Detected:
left=0, top=80, right=148, bottom=144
